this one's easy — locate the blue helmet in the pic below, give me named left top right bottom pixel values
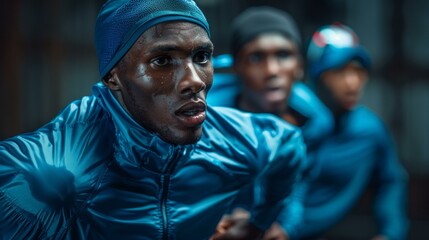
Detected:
left=307, top=23, right=371, bottom=82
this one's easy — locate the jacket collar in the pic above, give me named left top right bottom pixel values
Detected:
left=92, top=83, right=194, bottom=173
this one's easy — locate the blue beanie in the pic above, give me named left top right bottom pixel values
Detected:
left=307, top=23, right=371, bottom=82
left=95, top=0, right=210, bottom=79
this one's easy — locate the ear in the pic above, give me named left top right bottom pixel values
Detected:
left=102, top=67, right=121, bottom=91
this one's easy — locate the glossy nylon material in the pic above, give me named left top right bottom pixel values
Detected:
left=0, top=83, right=305, bottom=239
left=207, top=72, right=333, bottom=235
left=208, top=55, right=407, bottom=239
left=288, top=106, right=409, bottom=240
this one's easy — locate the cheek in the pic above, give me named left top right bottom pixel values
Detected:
left=323, top=76, right=343, bottom=95
left=143, top=95, right=174, bottom=129
left=358, top=77, right=368, bottom=90
left=199, top=67, right=214, bottom=89
left=151, top=96, right=173, bottom=116
left=280, top=58, right=300, bottom=74
left=328, top=84, right=345, bottom=99
left=241, top=67, right=265, bottom=89
left=137, top=72, right=177, bottom=99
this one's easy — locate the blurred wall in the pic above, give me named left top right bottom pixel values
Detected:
left=0, top=0, right=103, bottom=138
left=0, top=0, right=428, bottom=238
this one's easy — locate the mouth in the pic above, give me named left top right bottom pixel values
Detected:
left=175, top=101, right=207, bottom=127
left=263, top=87, right=287, bottom=103
left=344, top=98, right=357, bottom=109
left=342, top=94, right=359, bottom=109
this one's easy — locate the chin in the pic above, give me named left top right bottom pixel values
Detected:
left=263, top=102, right=286, bottom=114
left=174, top=135, right=202, bottom=146
left=165, top=129, right=203, bottom=146
left=344, top=103, right=356, bottom=111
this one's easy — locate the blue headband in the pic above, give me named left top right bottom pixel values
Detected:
left=95, top=0, right=210, bottom=79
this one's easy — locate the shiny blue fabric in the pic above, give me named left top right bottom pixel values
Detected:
left=207, top=69, right=408, bottom=239
left=207, top=72, right=333, bottom=236
left=0, top=83, right=305, bottom=240
left=291, top=106, right=409, bottom=240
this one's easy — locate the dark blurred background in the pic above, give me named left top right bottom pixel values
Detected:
left=0, top=0, right=428, bottom=239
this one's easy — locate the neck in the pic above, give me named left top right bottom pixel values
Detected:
left=236, top=94, right=284, bottom=116
left=237, top=94, right=300, bottom=126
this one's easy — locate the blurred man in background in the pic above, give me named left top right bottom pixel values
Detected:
left=291, top=23, right=409, bottom=240
left=208, top=6, right=332, bottom=240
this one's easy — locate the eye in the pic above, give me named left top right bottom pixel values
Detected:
left=151, top=56, right=171, bottom=67
left=277, top=50, right=293, bottom=60
left=194, top=51, right=212, bottom=64
left=248, top=52, right=263, bottom=64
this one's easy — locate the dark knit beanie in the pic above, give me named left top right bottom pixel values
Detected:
left=230, top=6, right=301, bottom=58
left=95, top=0, right=210, bottom=79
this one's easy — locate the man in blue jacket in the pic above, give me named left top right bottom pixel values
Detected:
left=288, top=23, right=409, bottom=240
left=0, top=1, right=306, bottom=239
left=208, top=6, right=333, bottom=240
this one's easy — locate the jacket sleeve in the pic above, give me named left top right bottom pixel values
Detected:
left=0, top=131, right=51, bottom=238
left=0, top=118, right=75, bottom=238
left=275, top=178, right=308, bottom=239
left=248, top=115, right=307, bottom=231
left=289, top=81, right=334, bottom=151
left=0, top=98, right=112, bottom=239
left=372, top=124, right=409, bottom=240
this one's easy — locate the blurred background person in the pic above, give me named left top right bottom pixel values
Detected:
left=290, top=23, right=409, bottom=240
left=208, top=6, right=333, bottom=240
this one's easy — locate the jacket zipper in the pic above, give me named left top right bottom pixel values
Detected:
left=161, top=174, right=170, bottom=240
left=161, top=149, right=182, bottom=240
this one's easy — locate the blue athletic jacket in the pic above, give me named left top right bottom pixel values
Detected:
left=291, top=106, right=409, bottom=240
left=0, top=83, right=306, bottom=240
left=207, top=72, right=333, bottom=236
left=207, top=69, right=408, bottom=239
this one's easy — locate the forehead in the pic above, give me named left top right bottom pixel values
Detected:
left=242, top=33, right=297, bottom=53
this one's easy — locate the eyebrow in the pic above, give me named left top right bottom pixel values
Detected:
left=148, top=45, right=179, bottom=53
left=147, top=43, right=214, bottom=54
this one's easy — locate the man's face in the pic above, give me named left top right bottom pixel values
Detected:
left=319, top=61, right=368, bottom=113
left=234, top=33, right=301, bottom=114
left=105, top=21, right=214, bottom=145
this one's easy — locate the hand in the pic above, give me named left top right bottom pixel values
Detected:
left=263, top=222, right=289, bottom=240
left=211, top=215, right=235, bottom=238
left=371, top=235, right=388, bottom=240
left=210, top=218, right=264, bottom=240
left=210, top=208, right=263, bottom=240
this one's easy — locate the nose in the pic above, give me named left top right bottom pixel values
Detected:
left=177, top=62, right=207, bottom=97
left=263, top=56, right=281, bottom=77
left=344, top=70, right=362, bottom=92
